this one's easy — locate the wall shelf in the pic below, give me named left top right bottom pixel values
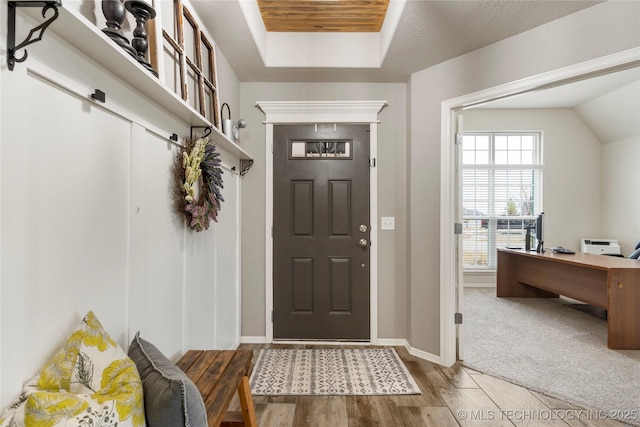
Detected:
left=22, top=3, right=252, bottom=160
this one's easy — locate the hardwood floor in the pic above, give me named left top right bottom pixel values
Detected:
left=232, top=343, right=628, bottom=427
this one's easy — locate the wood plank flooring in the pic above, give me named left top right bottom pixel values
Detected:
left=231, top=344, right=628, bottom=427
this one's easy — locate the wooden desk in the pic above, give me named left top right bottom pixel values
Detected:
left=497, top=249, right=640, bottom=349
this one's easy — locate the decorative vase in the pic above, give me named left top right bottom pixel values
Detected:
left=101, top=0, right=137, bottom=58
left=124, top=0, right=158, bottom=77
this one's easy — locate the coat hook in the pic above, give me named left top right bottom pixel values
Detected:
left=190, top=125, right=213, bottom=139
left=170, top=133, right=178, bottom=142
left=91, top=89, right=106, bottom=103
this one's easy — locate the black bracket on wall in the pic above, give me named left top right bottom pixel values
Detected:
left=240, top=159, right=254, bottom=177
left=7, top=1, right=61, bottom=71
left=190, top=126, right=212, bottom=140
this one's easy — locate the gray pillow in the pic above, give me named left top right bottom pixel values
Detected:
left=128, top=332, right=207, bottom=427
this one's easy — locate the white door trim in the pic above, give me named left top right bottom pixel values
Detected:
left=440, top=48, right=640, bottom=366
left=257, top=101, right=388, bottom=344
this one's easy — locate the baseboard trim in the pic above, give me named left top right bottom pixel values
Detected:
left=407, top=345, right=443, bottom=365
left=464, top=283, right=496, bottom=288
left=379, top=339, right=444, bottom=365
left=240, top=336, right=443, bottom=365
left=377, top=338, right=409, bottom=347
left=241, top=336, right=267, bottom=344
left=272, top=340, right=371, bottom=346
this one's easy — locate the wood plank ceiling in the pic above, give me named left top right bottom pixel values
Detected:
left=257, top=0, right=390, bottom=32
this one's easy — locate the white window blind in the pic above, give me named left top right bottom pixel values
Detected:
left=462, top=133, right=543, bottom=270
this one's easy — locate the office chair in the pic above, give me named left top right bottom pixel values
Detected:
left=602, top=239, right=640, bottom=259
left=629, top=239, right=640, bottom=260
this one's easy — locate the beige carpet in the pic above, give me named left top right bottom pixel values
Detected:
left=462, top=287, right=640, bottom=426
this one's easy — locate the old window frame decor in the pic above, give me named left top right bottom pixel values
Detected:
left=161, top=0, right=221, bottom=129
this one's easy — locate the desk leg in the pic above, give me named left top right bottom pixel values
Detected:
left=607, top=270, right=640, bottom=350
left=497, top=251, right=558, bottom=298
left=238, top=376, right=258, bottom=427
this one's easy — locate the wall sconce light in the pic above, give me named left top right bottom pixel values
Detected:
left=221, top=103, right=247, bottom=143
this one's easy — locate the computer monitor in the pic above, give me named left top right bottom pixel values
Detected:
left=535, top=212, right=544, bottom=253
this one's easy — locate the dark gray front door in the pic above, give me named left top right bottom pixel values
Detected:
left=273, top=124, right=370, bottom=340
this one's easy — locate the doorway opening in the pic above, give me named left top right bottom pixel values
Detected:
left=441, top=48, right=640, bottom=366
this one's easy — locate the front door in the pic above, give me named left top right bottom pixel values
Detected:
left=273, top=124, right=370, bottom=340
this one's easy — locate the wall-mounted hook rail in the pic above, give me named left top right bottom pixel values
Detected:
left=7, top=1, right=61, bottom=71
left=91, top=89, right=106, bottom=103
left=190, top=126, right=212, bottom=140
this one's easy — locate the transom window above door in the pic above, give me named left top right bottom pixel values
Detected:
left=290, top=140, right=352, bottom=159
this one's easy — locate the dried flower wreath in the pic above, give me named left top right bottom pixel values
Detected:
left=172, top=137, right=224, bottom=231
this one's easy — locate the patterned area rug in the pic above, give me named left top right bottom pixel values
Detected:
left=249, top=348, right=421, bottom=396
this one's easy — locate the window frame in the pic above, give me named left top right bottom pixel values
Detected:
left=461, top=131, right=543, bottom=271
left=161, top=0, right=221, bottom=129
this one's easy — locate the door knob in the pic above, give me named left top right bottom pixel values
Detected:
left=359, top=238, right=368, bottom=247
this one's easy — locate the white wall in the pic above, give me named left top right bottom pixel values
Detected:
left=576, top=80, right=640, bottom=145
left=602, top=137, right=640, bottom=255
left=0, top=3, right=243, bottom=407
left=408, top=1, right=640, bottom=355
left=576, top=80, right=640, bottom=254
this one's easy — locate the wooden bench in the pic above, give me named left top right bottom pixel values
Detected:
left=176, top=350, right=257, bottom=427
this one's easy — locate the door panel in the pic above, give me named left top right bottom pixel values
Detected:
left=330, top=181, right=351, bottom=235
left=274, top=124, right=370, bottom=340
left=292, top=258, right=314, bottom=312
left=293, top=181, right=314, bottom=235
left=330, top=258, right=351, bottom=312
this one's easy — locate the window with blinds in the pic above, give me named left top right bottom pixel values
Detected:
left=462, top=132, right=543, bottom=270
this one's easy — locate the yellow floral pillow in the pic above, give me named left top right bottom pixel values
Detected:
left=0, top=311, right=145, bottom=427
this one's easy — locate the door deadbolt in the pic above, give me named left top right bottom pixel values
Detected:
left=359, top=224, right=368, bottom=233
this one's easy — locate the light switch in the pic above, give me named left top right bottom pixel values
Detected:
left=381, top=217, right=395, bottom=230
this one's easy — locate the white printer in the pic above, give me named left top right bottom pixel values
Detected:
left=580, top=238, right=621, bottom=255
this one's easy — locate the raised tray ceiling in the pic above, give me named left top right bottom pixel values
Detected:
left=257, top=0, right=389, bottom=32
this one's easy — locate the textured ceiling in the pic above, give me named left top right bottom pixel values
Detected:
left=189, top=0, right=601, bottom=83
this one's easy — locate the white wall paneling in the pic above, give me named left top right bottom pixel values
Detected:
left=1, top=64, right=131, bottom=405
left=214, top=166, right=241, bottom=350
left=133, top=128, right=186, bottom=358
left=0, top=7, right=244, bottom=407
